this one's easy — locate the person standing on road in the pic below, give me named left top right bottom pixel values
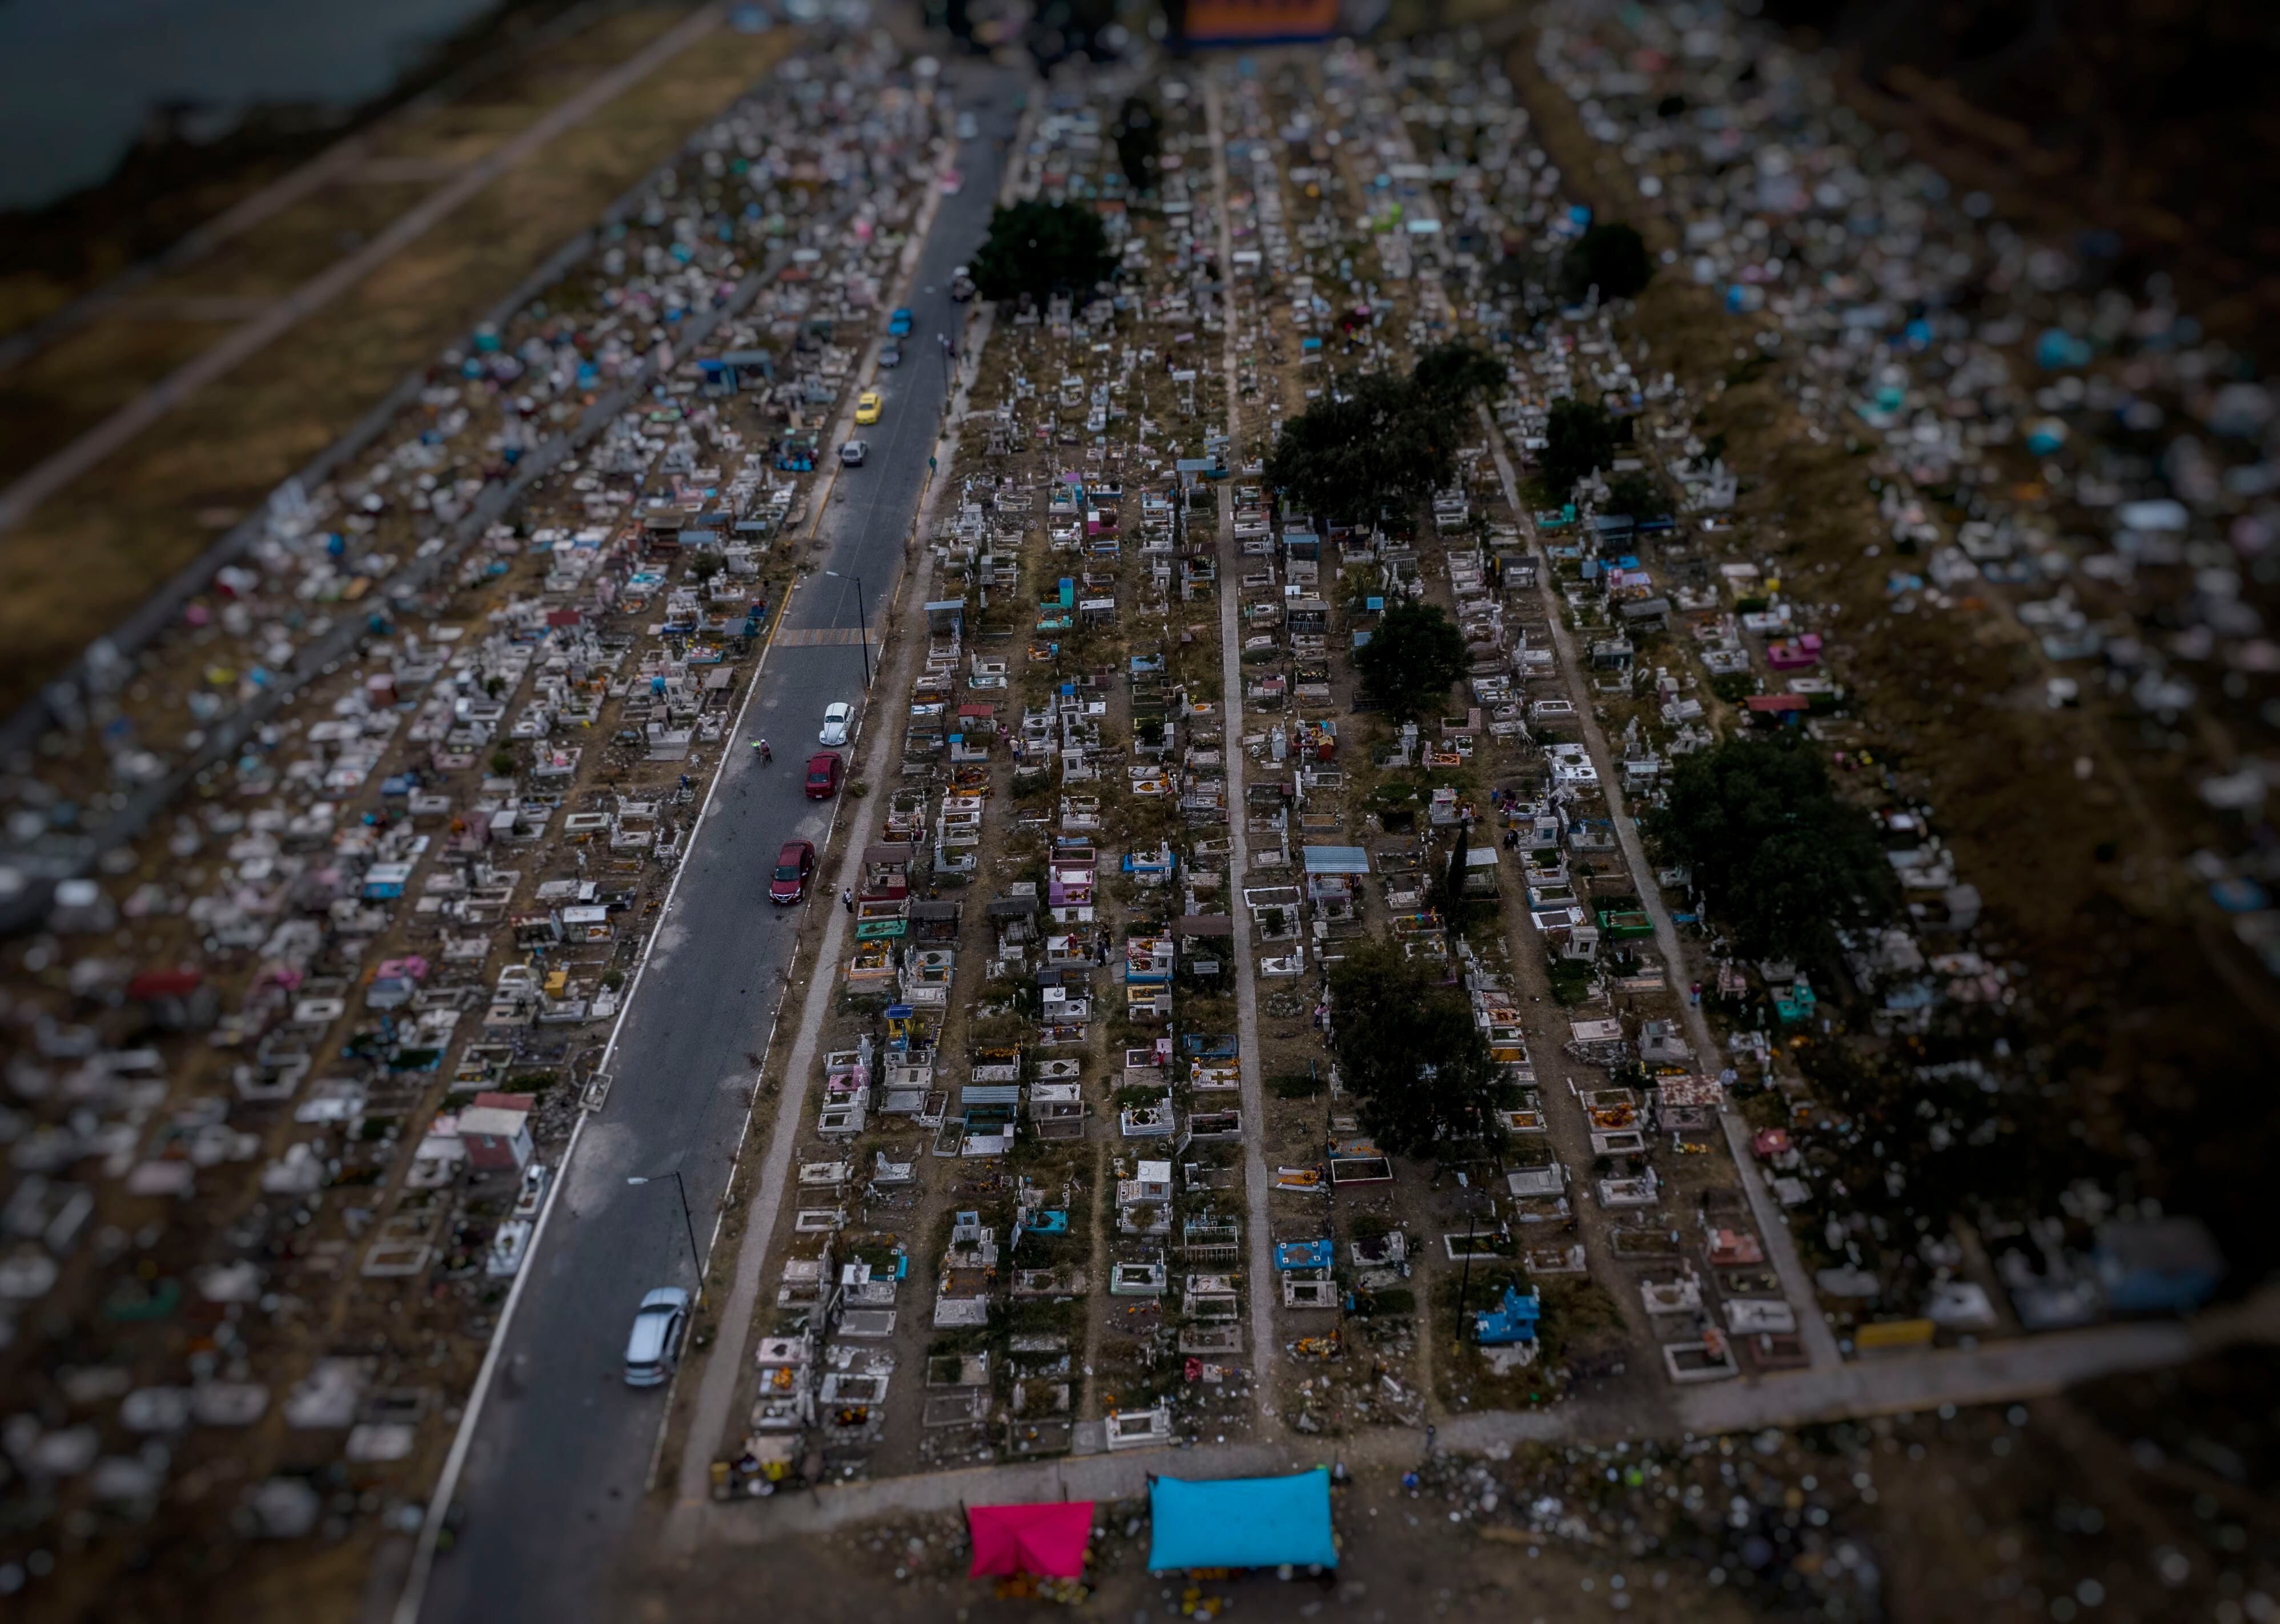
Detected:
left=841, top=888, right=854, bottom=914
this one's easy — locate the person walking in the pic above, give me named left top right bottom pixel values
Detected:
left=841, top=888, right=854, bottom=914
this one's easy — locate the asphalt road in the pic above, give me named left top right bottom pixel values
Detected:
left=419, top=58, right=1023, bottom=1624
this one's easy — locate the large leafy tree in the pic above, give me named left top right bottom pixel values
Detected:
left=1648, top=736, right=1897, bottom=960
left=1354, top=601, right=1467, bottom=721
left=969, top=200, right=1114, bottom=304
left=1328, top=940, right=1505, bottom=1161
left=1538, top=396, right=1619, bottom=499
left=1430, top=815, right=1481, bottom=943
left=1111, top=96, right=1159, bottom=192
left=1265, top=371, right=1434, bottom=528
left=1560, top=221, right=1655, bottom=303
left=1792, top=1012, right=2089, bottom=1246
left=1266, top=343, right=1504, bottom=526
left=1605, top=469, right=1667, bottom=518
left=1408, top=341, right=1507, bottom=416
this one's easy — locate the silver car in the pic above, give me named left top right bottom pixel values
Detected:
left=622, top=1287, right=690, bottom=1387
left=818, top=701, right=854, bottom=747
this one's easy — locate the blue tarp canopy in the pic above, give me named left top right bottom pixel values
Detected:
left=1301, top=845, right=1370, bottom=876
left=1149, top=1469, right=1338, bottom=1571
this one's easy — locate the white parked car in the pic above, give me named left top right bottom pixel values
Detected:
left=818, top=701, right=854, bottom=747
left=622, top=1287, right=689, bottom=1387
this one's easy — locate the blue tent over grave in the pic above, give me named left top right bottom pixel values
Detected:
left=1148, top=1469, right=1338, bottom=1571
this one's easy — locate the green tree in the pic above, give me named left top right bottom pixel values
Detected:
left=1539, top=396, right=1619, bottom=500
left=1354, top=601, right=1467, bottom=720
left=1328, top=940, right=1505, bottom=1161
left=1408, top=340, right=1507, bottom=417
left=1111, top=97, right=1159, bottom=192
left=1431, top=816, right=1481, bottom=943
left=1788, top=1011, right=2111, bottom=1293
left=969, top=201, right=1114, bottom=304
left=1266, top=343, right=1504, bottom=526
left=1560, top=221, right=1655, bottom=303
left=1604, top=469, right=1665, bottom=518
left=1265, top=371, right=1430, bottom=525
left=1648, top=736, right=1898, bottom=960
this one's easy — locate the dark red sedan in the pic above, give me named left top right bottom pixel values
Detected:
left=768, top=839, right=816, bottom=904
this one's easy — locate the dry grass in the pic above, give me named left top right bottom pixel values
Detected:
left=0, top=10, right=793, bottom=715
left=1503, top=29, right=2280, bottom=1261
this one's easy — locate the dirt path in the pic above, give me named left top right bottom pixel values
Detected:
left=1475, top=409, right=1841, bottom=1367
left=1203, top=77, right=1282, bottom=1422
left=1079, top=1140, right=1111, bottom=1420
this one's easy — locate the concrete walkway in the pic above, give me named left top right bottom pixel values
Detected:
left=1381, top=78, right=1834, bottom=1364
left=1204, top=80, right=1282, bottom=1419
left=676, top=1287, right=2280, bottom=1542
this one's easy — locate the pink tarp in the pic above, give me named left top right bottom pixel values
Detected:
left=966, top=1501, right=1094, bottom=1578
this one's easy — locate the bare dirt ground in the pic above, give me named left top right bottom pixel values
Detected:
left=622, top=1345, right=2280, bottom=1624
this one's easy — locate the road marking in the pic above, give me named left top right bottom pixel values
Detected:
left=662, top=560, right=928, bottom=1523
left=787, top=134, right=961, bottom=560
left=771, top=626, right=872, bottom=646
left=397, top=86, right=973, bottom=1609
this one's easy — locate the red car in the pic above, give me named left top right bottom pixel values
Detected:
left=804, top=750, right=844, bottom=799
left=768, top=839, right=816, bottom=904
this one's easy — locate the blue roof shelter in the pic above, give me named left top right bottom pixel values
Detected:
left=1149, top=1469, right=1338, bottom=1571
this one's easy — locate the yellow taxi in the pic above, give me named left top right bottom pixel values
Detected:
left=854, top=389, right=882, bottom=425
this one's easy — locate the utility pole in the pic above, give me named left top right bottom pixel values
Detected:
left=825, top=568, right=871, bottom=688
left=627, top=1173, right=702, bottom=1298
left=1456, top=1202, right=1478, bottom=1333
